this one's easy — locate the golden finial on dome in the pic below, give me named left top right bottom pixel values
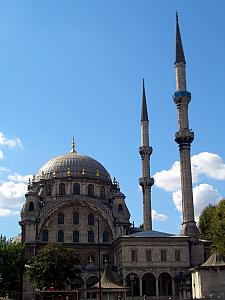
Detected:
left=96, top=169, right=100, bottom=178
left=32, top=175, right=35, bottom=183
left=53, top=169, right=56, bottom=178
left=41, top=171, right=45, bottom=180
left=67, top=168, right=72, bottom=177
left=70, top=136, right=77, bottom=153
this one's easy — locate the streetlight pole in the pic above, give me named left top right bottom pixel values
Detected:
left=97, top=218, right=102, bottom=300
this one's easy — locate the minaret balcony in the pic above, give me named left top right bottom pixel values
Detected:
left=139, top=177, right=154, bottom=188
left=175, top=129, right=194, bottom=144
left=173, top=91, right=191, bottom=105
left=139, top=146, right=153, bottom=157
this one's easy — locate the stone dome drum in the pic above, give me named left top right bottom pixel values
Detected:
left=37, top=152, right=111, bottom=182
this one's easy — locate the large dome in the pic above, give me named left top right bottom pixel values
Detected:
left=37, top=152, right=111, bottom=182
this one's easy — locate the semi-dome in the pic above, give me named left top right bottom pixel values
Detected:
left=37, top=152, right=111, bottom=182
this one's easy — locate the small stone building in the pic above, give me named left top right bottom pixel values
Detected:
left=191, top=252, right=225, bottom=299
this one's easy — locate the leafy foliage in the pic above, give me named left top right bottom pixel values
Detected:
left=0, top=235, right=24, bottom=297
left=199, top=199, right=225, bottom=255
left=26, top=244, right=80, bottom=290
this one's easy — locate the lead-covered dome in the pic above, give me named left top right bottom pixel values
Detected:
left=37, top=152, right=111, bottom=182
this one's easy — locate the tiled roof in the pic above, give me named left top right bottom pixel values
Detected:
left=125, top=230, right=175, bottom=238
left=201, top=252, right=225, bottom=267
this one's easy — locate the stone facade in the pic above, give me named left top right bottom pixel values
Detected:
left=20, top=150, right=210, bottom=299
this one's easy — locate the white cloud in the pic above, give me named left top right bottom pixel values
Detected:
left=193, top=184, right=221, bottom=220
left=192, top=152, right=225, bottom=181
left=152, top=209, right=168, bottom=221
left=154, top=161, right=180, bottom=192
left=172, top=190, right=182, bottom=212
left=0, top=181, right=27, bottom=208
left=0, top=166, right=9, bottom=172
left=172, top=184, right=221, bottom=221
left=0, top=132, right=22, bottom=148
left=154, top=152, right=225, bottom=220
left=0, top=208, right=19, bottom=217
left=8, top=173, right=31, bottom=183
left=154, top=152, right=225, bottom=193
left=0, top=150, right=3, bottom=159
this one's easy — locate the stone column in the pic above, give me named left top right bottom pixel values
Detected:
left=172, top=278, right=176, bottom=296
left=139, top=276, right=143, bottom=297
left=156, top=278, right=159, bottom=297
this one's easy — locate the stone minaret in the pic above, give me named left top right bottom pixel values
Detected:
left=139, top=80, right=154, bottom=230
left=173, top=14, right=199, bottom=239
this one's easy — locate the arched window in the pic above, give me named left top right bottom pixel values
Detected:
left=88, top=230, right=94, bottom=243
left=73, top=183, right=80, bottom=195
left=100, top=186, right=105, bottom=199
left=118, top=204, right=123, bottom=213
left=88, top=213, right=94, bottom=226
left=58, top=230, right=64, bottom=243
left=28, top=202, right=34, bottom=211
left=103, top=230, right=109, bottom=242
left=59, top=183, right=65, bottom=195
left=46, top=185, right=51, bottom=196
left=73, top=230, right=79, bottom=243
left=58, top=213, right=64, bottom=224
left=73, top=212, right=79, bottom=225
left=88, top=184, right=94, bottom=197
left=42, top=229, right=48, bottom=242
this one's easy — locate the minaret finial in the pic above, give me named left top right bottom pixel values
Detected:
left=71, top=136, right=76, bottom=153
left=175, top=12, right=186, bottom=64
left=141, top=79, right=148, bottom=122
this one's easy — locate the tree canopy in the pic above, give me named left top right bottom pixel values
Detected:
left=26, top=244, right=80, bottom=290
left=0, top=235, right=24, bottom=298
left=199, top=199, right=225, bottom=255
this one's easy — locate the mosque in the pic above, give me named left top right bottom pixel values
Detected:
left=20, top=17, right=212, bottom=300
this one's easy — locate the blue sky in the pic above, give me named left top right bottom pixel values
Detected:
left=0, top=0, right=225, bottom=238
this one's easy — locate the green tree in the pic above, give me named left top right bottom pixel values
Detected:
left=199, top=199, right=225, bottom=255
left=26, top=244, right=80, bottom=290
left=0, top=235, right=24, bottom=298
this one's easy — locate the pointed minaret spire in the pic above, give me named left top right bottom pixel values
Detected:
left=139, top=80, right=154, bottom=231
left=173, top=15, right=199, bottom=239
left=175, top=12, right=186, bottom=64
left=141, top=79, right=149, bottom=122
left=70, top=136, right=76, bottom=153
left=175, top=13, right=187, bottom=91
